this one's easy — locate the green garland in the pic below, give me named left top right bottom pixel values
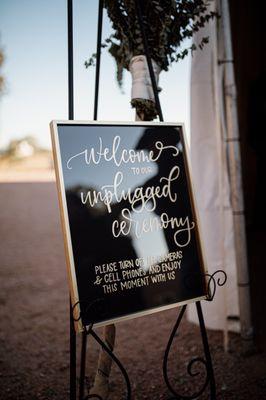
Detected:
left=0, top=48, right=4, bottom=95
left=131, top=98, right=158, bottom=121
left=85, top=0, right=217, bottom=118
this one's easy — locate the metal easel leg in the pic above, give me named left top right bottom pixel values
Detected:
left=79, top=331, right=88, bottom=400
left=196, top=301, right=216, bottom=399
left=78, top=2, right=103, bottom=398
left=163, top=301, right=217, bottom=399
left=70, top=299, right=77, bottom=400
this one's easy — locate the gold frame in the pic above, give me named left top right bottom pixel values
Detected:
left=50, top=120, right=208, bottom=333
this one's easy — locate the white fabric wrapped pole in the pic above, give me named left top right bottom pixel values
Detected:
left=89, top=324, right=116, bottom=399
left=89, top=55, right=161, bottom=400
left=129, top=55, right=161, bottom=119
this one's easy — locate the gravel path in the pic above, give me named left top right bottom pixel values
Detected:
left=0, top=182, right=265, bottom=399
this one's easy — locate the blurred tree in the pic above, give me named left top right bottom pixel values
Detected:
left=4, top=136, right=38, bottom=159
left=0, top=47, right=4, bottom=95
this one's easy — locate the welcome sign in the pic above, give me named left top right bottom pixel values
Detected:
left=51, top=121, right=207, bottom=332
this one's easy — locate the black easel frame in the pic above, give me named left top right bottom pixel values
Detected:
left=67, top=1, right=76, bottom=399
left=67, top=1, right=227, bottom=399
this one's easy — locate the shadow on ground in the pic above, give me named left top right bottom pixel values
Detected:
left=0, top=182, right=265, bottom=399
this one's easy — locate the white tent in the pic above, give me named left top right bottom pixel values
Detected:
left=188, top=0, right=252, bottom=343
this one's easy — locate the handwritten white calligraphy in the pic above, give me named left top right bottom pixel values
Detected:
left=80, top=166, right=179, bottom=213
left=66, top=135, right=179, bottom=169
left=67, top=134, right=195, bottom=248
left=112, top=210, right=195, bottom=248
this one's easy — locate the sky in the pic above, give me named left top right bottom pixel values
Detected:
left=0, top=0, right=191, bottom=150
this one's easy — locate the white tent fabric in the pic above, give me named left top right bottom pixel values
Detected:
left=188, top=7, right=240, bottom=334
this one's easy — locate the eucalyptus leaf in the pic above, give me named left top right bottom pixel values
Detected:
left=85, top=0, right=218, bottom=116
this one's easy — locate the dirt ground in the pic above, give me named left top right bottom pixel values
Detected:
left=0, top=182, right=266, bottom=400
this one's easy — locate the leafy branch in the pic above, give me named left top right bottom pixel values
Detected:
left=85, top=0, right=218, bottom=119
left=85, top=0, right=217, bottom=86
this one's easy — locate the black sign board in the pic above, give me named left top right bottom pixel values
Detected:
left=51, top=121, right=207, bottom=332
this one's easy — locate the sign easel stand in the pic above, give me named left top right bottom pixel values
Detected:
left=67, top=0, right=76, bottom=399
left=67, top=1, right=227, bottom=399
